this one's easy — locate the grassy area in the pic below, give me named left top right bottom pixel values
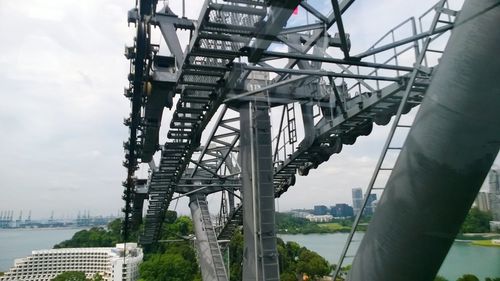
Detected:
left=471, top=240, right=500, bottom=248
left=456, top=233, right=500, bottom=241
left=317, top=223, right=351, bottom=232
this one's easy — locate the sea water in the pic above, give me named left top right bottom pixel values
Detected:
left=0, top=228, right=84, bottom=271
left=279, top=233, right=500, bottom=280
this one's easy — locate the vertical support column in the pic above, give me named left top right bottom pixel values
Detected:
left=300, top=103, right=315, bottom=148
left=189, top=193, right=229, bottom=281
left=228, top=190, right=235, bottom=215
left=239, top=101, right=280, bottom=281
left=347, top=1, right=500, bottom=280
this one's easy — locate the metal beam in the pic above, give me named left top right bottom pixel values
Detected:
left=278, top=0, right=356, bottom=74
left=224, top=75, right=310, bottom=103
left=300, top=1, right=329, bottom=23
left=156, top=14, right=190, bottom=70
left=261, top=50, right=414, bottom=72
left=247, top=0, right=301, bottom=63
left=354, top=24, right=453, bottom=59
left=331, top=0, right=350, bottom=58
left=241, top=65, right=403, bottom=82
left=279, top=23, right=325, bottom=35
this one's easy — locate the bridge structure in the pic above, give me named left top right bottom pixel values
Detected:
left=120, top=0, right=500, bottom=280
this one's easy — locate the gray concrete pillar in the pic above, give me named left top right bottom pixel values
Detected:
left=348, top=1, right=500, bottom=280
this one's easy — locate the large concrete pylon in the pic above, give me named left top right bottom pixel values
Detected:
left=348, top=0, right=500, bottom=280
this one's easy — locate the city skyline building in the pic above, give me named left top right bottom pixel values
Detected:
left=331, top=204, right=354, bottom=218
left=0, top=243, right=142, bottom=281
left=488, top=169, right=500, bottom=221
left=352, top=188, right=363, bottom=216
left=313, top=205, right=329, bottom=215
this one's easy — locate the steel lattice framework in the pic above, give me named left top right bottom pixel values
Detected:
left=120, top=0, right=467, bottom=279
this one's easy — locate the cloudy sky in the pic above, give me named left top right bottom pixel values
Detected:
left=2, top=0, right=492, bottom=220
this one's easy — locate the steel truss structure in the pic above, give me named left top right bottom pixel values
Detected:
left=120, top=0, right=472, bottom=280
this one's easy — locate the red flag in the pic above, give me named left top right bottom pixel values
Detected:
left=293, top=7, right=299, bottom=15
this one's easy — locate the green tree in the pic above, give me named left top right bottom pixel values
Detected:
left=280, top=272, right=298, bottom=281
left=107, top=218, right=122, bottom=238
left=228, top=231, right=244, bottom=281
left=485, top=278, right=500, bottom=281
left=52, top=271, right=87, bottom=281
left=226, top=234, right=330, bottom=281
left=295, top=249, right=331, bottom=280
left=54, top=219, right=123, bottom=249
left=460, top=208, right=493, bottom=233
left=332, top=264, right=351, bottom=279
left=139, top=253, right=196, bottom=281
left=164, top=210, right=178, bottom=224
left=456, top=274, right=479, bottom=281
left=91, top=274, right=104, bottom=281
left=139, top=213, right=199, bottom=280
left=434, top=276, right=448, bottom=281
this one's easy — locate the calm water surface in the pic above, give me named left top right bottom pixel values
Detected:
left=279, top=233, right=500, bottom=280
left=0, top=228, right=84, bottom=271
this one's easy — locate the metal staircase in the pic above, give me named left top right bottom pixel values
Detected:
left=141, top=0, right=268, bottom=244
left=194, top=197, right=228, bottom=281
left=217, top=204, right=243, bottom=251
left=332, top=1, right=458, bottom=279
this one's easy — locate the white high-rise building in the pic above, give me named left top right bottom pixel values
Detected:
left=0, top=243, right=143, bottom=281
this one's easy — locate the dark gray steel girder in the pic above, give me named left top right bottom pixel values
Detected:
left=300, top=1, right=329, bottom=23
left=279, top=0, right=356, bottom=74
left=331, top=0, right=350, bottom=58
left=247, top=0, right=301, bottom=63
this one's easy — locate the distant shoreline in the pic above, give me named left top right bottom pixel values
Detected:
left=279, top=231, right=500, bottom=247
left=0, top=226, right=89, bottom=232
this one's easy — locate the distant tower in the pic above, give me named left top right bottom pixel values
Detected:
left=489, top=169, right=500, bottom=194
left=488, top=168, right=500, bottom=221
left=352, top=188, right=363, bottom=216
